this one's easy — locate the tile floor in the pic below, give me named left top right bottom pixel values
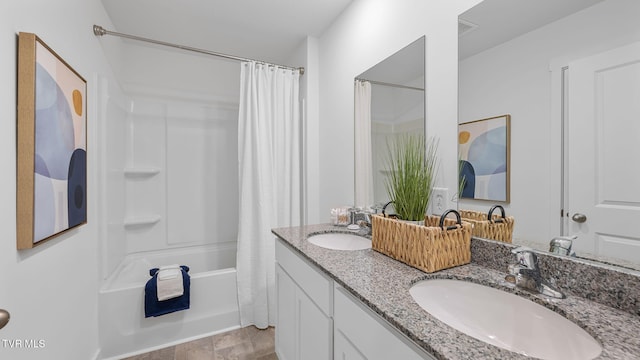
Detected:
left=123, top=326, right=277, bottom=360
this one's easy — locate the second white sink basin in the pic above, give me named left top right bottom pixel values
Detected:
left=307, top=233, right=371, bottom=250
left=410, top=279, right=601, bottom=360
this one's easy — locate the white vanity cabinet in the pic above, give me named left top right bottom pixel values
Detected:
left=275, top=239, right=333, bottom=360
left=275, top=237, right=436, bottom=360
left=333, top=285, right=437, bottom=360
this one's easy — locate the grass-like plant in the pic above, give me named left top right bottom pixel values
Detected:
left=384, top=133, right=439, bottom=221
left=456, top=157, right=467, bottom=201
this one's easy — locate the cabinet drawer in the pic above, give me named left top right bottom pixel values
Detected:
left=275, top=238, right=333, bottom=316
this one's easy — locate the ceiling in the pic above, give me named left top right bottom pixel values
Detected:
left=100, top=0, right=354, bottom=66
left=101, top=0, right=606, bottom=74
left=459, top=0, right=604, bottom=60
left=357, top=37, right=424, bottom=86
left=350, top=0, right=606, bottom=86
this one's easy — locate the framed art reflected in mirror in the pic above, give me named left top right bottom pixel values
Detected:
left=458, top=114, right=510, bottom=203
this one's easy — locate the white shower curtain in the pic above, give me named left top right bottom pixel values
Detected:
left=236, top=61, right=301, bottom=329
left=354, top=80, right=374, bottom=208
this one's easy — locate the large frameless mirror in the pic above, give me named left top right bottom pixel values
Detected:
left=354, top=37, right=425, bottom=211
left=459, top=0, right=640, bottom=272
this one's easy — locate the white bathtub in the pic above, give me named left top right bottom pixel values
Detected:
left=98, top=243, right=239, bottom=359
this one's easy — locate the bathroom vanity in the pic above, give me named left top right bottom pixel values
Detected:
left=275, top=232, right=435, bottom=360
left=273, top=224, right=640, bottom=360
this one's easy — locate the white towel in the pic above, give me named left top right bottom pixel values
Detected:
left=156, top=264, right=184, bottom=301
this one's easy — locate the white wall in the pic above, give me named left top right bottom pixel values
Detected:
left=315, top=0, right=483, bottom=221
left=120, top=42, right=240, bottom=104
left=0, top=0, right=120, bottom=359
left=288, top=37, right=321, bottom=225
left=458, top=0, right=640, bottom=245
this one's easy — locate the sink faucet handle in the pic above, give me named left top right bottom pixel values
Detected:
left=506, top=248, right=565, bottom=299
left=549, top=235, right=578, bottom=256
left=511, top=247, right=539, bottom=271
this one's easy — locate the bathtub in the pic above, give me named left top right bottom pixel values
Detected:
left=98, top=243, right=239, bottom=359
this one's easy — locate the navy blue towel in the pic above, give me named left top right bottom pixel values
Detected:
left=144, top=265, right=190, bottom=318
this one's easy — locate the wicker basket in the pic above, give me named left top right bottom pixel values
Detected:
left=371, top=210, right=472, bottom=273
left=459, top=205, right=514, bottom=243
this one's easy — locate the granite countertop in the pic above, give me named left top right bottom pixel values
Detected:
left=272, top=223, right=640, bottom=360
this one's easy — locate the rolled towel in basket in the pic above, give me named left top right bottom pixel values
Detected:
left=156, top=264, right=183, bottom=301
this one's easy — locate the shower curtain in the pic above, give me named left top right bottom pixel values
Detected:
left=236, top=61, right=301, bottom=329
left=354, top=80, right=373, bottom=208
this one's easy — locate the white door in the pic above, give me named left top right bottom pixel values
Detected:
left=566, top=41, right=640, bottom=262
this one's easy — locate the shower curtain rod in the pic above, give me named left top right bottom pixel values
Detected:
left=356, top=78, right=423, bottom=91
left=93, top=25, right=305, bottom=75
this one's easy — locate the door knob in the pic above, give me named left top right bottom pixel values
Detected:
left=572, top=213, right=587, bottom=223
left=0, top=309, right=9, bottom=330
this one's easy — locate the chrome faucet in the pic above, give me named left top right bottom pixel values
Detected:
left=507, top=247, right=565, bottom=299
left=351, top=207, right=377, bottom=234
left=549, top=235, right=577, bottom=256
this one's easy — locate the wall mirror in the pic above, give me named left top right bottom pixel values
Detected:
left=459, top=0, right=640, bottom=272
left=354, top=37, right=425, bottom=210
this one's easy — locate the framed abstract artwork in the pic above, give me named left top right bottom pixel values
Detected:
left=458, top=114, right=510, bottom=203
left=17, top=32, right=87, bottom=249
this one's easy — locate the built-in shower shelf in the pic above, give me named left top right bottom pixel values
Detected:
left=124, top=215, right=161, bottom=227
left=124, top=167, right=161, bottom=177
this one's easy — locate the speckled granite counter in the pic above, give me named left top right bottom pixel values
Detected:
left=272, top=224, right=640, bottom=360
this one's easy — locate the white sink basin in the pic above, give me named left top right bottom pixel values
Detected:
left=307, top=233, right=371, bottom=250
left=409, top=279, right=602, bottom=360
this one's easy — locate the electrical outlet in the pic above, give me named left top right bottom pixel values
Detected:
left=432, top=187, right=449, bottom=215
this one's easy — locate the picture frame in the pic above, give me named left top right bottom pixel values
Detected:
left=17, top=32, right=87, bottom=249
left=458, top=114, right=510, bottom=203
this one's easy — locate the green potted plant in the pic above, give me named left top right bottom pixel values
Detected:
left=384, top=133, right=439, bottom=222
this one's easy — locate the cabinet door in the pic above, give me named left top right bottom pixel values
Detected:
left=276, top=265, right=296, bottom=360
left=335, top=329, right=367, bottom=360
left=299, top=287, right=332, bottom=360
left=276, top=263, right=332, bottom=360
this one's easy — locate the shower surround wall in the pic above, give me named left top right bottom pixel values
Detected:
left=98, top=41, right=242, bottom=357
left=101, top=40, right=241, bottom=274
left=101, top=89, right=240, bottom=276
left=99, top=91, right=241, bottom=358
left=127, top=95, right=239, bottom=251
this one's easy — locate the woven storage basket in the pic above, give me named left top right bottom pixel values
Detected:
left=459, top=205, right=514, bottom=243
left=371, top=210, right=472, bottom=273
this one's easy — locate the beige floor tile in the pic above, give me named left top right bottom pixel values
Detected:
left=213, top=327, right=247, bottom=349
left=213, top=341, right=255, bottom=360
left=255, top=352, right=278, bottom=360
left=183, top=347, right=215, bottom=360
left=243, top=326, right=275, bottom=356
left=122, top=345, right=176, bottom=360
left=127, top=325, right=276, bottom=360
left=175, top=336, right=215, bottom=360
